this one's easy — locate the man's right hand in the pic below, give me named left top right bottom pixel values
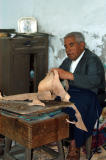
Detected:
left=50, top=68, right=74, bottom=80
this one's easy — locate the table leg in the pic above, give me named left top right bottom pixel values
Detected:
left=0, top=136, right=4, bottom=155
left=25, top=148, right=33, bottom=160
left=4, top=137, right=12, bottom=153
left=3, top=137, right=16, bottom=160
left=57, top=140, right=65, bottom=160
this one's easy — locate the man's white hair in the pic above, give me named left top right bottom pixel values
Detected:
left=64, top=32, right=85, bottom=43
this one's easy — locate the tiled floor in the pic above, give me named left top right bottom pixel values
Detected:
left=33, top=146, right=106, bottom=160
left=80, top=146, right=106, bottom=160
left=0, top=145, right=106, bottom=160
left=33, top=145, right=106, bottom=160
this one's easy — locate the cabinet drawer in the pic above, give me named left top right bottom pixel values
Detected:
left=11, top=37, right=48, bottom=50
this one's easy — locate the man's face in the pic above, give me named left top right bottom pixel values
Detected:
left=64, top=36, right=85, bottom=60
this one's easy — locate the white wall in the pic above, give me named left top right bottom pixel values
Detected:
left=0, top=0, right=106, bottom=74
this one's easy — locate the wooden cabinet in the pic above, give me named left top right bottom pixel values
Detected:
left=0, top=33, right=48, bottom=95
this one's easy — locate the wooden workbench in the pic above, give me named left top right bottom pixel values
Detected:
left=0, top=100, right=69, bottom=160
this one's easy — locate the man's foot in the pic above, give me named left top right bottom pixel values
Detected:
left=66, top=140, right=80, bottom=160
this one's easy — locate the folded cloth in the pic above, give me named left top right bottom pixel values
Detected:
left=62, top=86, right=102, bottom=147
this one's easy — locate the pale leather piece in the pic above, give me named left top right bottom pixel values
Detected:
left=0, top=92, right=2, bottom=99
left=38, top=70, right=70, bottom=102
left=52, top=70, right=70, bottom=102
left=66, top=103, right=87, bottom=132
left=28, top=91, right=55, bottom=106
left=0, top=93, right=36, bottom=101
left=38, top=71, right=54, bottom=93
left=28, top=96, right=45, bottom=106
left=30, top=70, right=70, bottom=105
left=37, top=91, right=55, bottom=100
left=0, top=93, right=45, bottom=106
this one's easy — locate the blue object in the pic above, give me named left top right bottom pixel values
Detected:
left=30, top=70, right=34, bottom=79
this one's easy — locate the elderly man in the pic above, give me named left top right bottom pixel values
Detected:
left=51, top=32, right=105, bottom=160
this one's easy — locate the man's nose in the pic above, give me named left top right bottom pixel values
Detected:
left=66, top=47, right=71, bottom=52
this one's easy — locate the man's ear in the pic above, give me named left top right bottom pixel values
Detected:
left=80, top=42, right=85, bottom=50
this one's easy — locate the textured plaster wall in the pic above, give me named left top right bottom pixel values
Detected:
left=0, top=0, right=106, bottom=77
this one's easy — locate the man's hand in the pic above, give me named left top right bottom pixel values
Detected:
left=50, top=68, right=74, bottom=80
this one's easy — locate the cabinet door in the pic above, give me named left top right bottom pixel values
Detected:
left=9, top=53, right=30, bottom=95
left=34, top=51, right=48, bottom=91
left=0, top=36, right=48, bottom=95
